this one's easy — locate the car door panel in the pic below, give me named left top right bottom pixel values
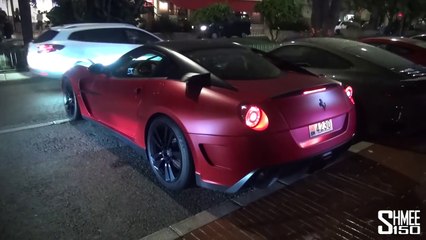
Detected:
left=79, top=74, right=110, bottom=121
left=101, top=78, right=147, bottom=139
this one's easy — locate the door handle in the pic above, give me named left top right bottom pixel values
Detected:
left=134, top=88, right=142, bottom=94
left=134, top=88, right=142, bottom=98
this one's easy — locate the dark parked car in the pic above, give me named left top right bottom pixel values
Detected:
left=361, top=37, right=426, bottom=66
left=194, top=13, right=251, bottom=38
left=62, top=40, right=356, bottom=192
left=269, top=37, right=426, bottom=136
left=411, top=33, right=426, bottom=41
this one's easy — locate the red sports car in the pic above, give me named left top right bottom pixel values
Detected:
left=62, top=40, right=356, bottom=192
left=361, top=37, right=426, bottom=66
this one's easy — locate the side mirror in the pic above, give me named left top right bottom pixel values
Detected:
left=183, top=73, right=211, bottom=99
left=88, top=63, right=107, bottom=75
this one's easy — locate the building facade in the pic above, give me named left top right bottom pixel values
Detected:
left=149, top=0, right=262, bottom=23
left=0, top=0, right=53, bottom=22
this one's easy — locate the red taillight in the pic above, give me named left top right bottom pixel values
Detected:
left=345, top=86, right=355, bottom=104
left=37, top=44, right=64, bottom=53
left=241, top=105, right=269, bottom=131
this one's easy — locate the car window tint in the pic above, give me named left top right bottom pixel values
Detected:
left=184, top=48, right=281, bottom=80
left=413, top=36, right=426, bottom=41
left=69, top=28, right=127, bottom=43
left=367, top=43, right=388, bottom=49
left=112, top=50, right=169, bottom=78
left=273, top=46, right=352, bottom=69
left=271, top=46, right=309, bottom=63
left=387, top=45, right=411, bottom=55
left=34, top=30, right=59, bottom=43
left=124, top=29, right=159, bottom=44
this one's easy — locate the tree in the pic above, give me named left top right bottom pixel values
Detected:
left=255, top=0, right=304, bottom=41
left=310, top=0, right=343, bottom=36
left=190, top=3, right=233, bottom=25
left=18, top=0, right=33, bottom=44
left=46, top=0, right=151, bottom=26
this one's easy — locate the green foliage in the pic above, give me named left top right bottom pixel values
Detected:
left=255, top=0, right=305, bottom=41
left=190, top=3, right=233, bottom=25
left=46, top=0, right=150, bottom=26
left=255, top=0, right=303, bottom=30
left=46, top=0, right=76, bottom=25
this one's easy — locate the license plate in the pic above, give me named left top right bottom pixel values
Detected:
left=309, top=119, right=333, bottom=138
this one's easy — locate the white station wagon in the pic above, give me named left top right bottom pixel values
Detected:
left=27, top=23, right=162, bottom=77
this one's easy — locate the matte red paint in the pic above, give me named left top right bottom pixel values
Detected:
left=64, top=67, right=356, bottom=188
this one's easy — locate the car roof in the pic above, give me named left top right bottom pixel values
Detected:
left=362, top=36, right=426, bottom=48
left=51, top=23, right=138, bottom=31
left=412, top=33, right=426, bottom=37
left=287, top=37, right=370, bottom=51
left=154, top=39, right=245, bottom=53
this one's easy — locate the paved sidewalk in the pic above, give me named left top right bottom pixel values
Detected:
left=143, top=141, right=426, bottom=240
left=0, top=71, right=33, bottom=81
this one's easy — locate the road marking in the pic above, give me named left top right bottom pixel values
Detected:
left=0, top=119, right=70, bottom=135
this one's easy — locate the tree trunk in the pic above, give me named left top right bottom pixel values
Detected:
left=18, top=0, right=33, bottom=45
left=311, top=0, right=323, bottom=31
left=311, top=0, right=342, bottom=36
left=326, top=0, right=342, bottom=32
left=373, top=6, right=383, bottom=30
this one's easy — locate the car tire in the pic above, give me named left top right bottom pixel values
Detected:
left=211, top=32, right=219, bottom=39
left=240, top=32, right=248, bottom=38
left=146, top=116, right=194, bottom=191
left=62, top=79, right=81, bottom=121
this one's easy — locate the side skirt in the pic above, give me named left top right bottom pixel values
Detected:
left=83, top=117, right=147, bottom=159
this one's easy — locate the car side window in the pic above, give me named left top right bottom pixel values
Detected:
left=386, top=45, right=411, bottom=55
left=112, top=50, right=170, bottom=78
left=413, top=36, right=426, bottom=41
left=368, top=43, right=388, bottom=49
left=273, top=46, right=352, bottom=69
left=69, top=28, right=128, bottom=43
left=124, top=29, right=159, bottom=44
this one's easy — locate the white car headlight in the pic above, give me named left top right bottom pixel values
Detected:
left=200, top=25, right=207, bottom=31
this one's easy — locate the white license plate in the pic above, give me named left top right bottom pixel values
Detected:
left=309, top=119, right=333, bottom=138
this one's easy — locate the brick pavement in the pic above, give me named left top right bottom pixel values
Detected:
left=144, top=142, right=426, bottom=240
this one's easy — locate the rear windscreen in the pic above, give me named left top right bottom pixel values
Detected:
left=184, top=48, right=281, bottom=80
left=34, top=30, right=59, bottom=43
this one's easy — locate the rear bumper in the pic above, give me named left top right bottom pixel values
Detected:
left=196, top=139, right=353, bottom=193
left=27, top=52, right=74, bottom=77
left=190, top=111, right=356, bottom=192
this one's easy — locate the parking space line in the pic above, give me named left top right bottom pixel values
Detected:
left=0, top=118, right=70, bottom=135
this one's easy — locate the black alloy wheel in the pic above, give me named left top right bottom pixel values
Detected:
left=63, top=81, right=81, bottom=121
left=147, top=116, right=193, bottom=191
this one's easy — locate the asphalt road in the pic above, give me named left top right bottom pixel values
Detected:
left=0, top=77, right=67, bottom=130
left=0, top=77, right=239, bottom=239
left=0, top=76, right=425, bottom=240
